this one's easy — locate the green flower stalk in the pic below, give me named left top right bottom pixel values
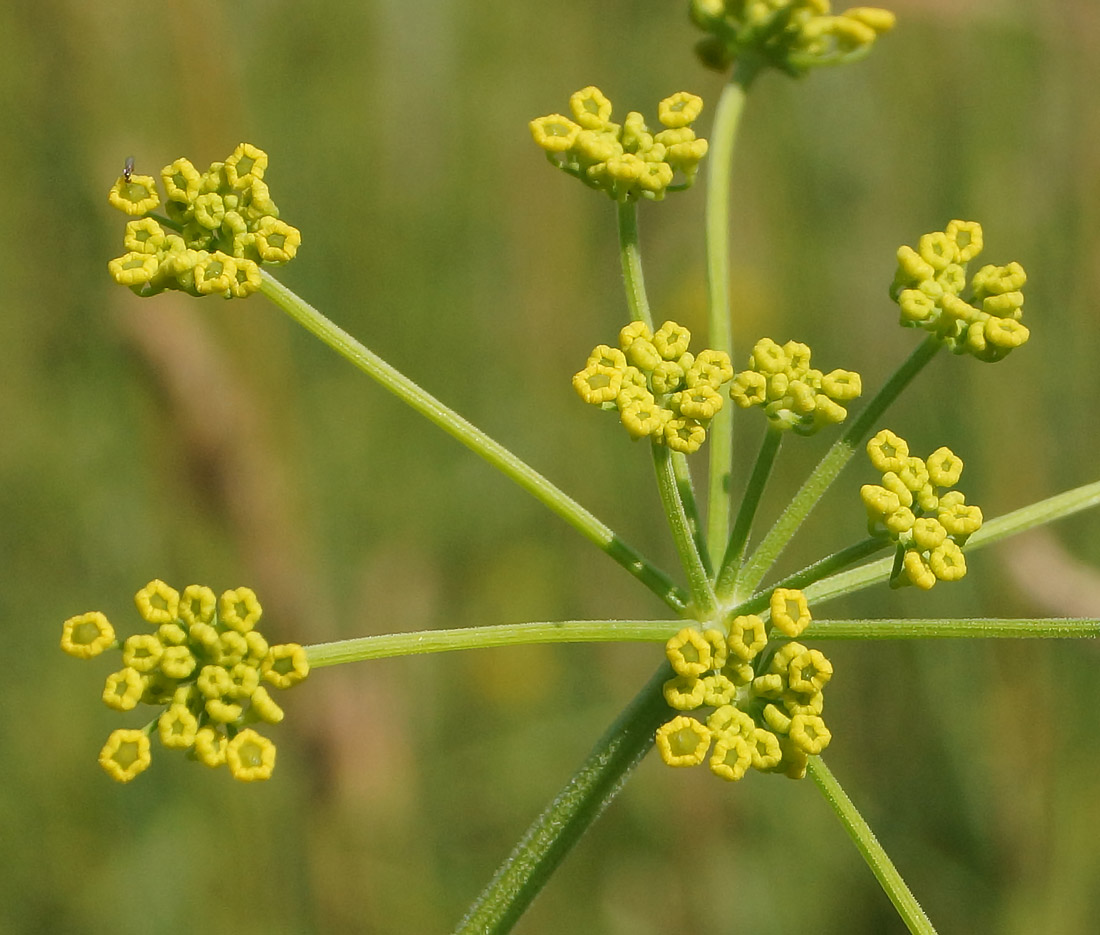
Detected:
left=106, top=143, right=301, bottom=299
left=61, top=580, right=309, bottom=782
left=530, top=87, right=709, bottom=201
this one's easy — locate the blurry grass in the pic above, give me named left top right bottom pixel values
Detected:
left=2, top=0, right=1100, bottom=932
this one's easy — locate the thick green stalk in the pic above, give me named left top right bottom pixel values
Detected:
left=800, top=618, right=1100, bottom=640
left=730, top=335, right=942, bottom=601
left=715, top=425, right=783, bottom=594
left=617, top=200, right=654, bottom=330
left=304, top=619, right=684, bottom=668
left=652, top=442, right=717, bottom=616
left=259, top=272, right=687, bottom=614
left=453, top=664, right=671, bottom=935
left=705, top=57, right=761, bottom=567
left=807, top=758, right=938, bottom=935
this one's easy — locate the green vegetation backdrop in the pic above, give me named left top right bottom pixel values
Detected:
left=2, top=0, right=1099, bottom=932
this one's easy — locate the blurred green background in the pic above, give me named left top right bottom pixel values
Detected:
left=3, top=0, right=1100, bottom=932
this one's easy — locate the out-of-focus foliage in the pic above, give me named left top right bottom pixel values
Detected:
left=2, top=1, right=1099, bottom=932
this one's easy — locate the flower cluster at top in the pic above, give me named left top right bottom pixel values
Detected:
left=729, top=337, right=862, bottom=434
left=656, top=588, right=832, bottom=782
left=860, top=431, right=983, bottom=590
left=572, top=320, right=734, bottom=454
left=60, top=579, right=309, bottom=783
left=890, top=220, right=1028, bottom=363
left=689, top=1, right=895, bottom=75
left=107, top=143, right=301, bottom=299
left=529, top=87, right=709, bottom=202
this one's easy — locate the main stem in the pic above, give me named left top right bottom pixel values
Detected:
left=260, top=272, right=687, bottom=614
left=453, top=664, right=671, bottom=935
left=705, top=57, right=761, bottom=568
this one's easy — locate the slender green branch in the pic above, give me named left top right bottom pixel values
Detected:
left=705, top=56, right=762, bottom=567
left=304, top=619, right=684, bottom=668
left=732, top=336, right=942, bottom=600
left=453, top=664, right=671, bottom=935
left=616, top=201, right=708, bottom=568
left=807, top=758, right=938, bottom=935
left=671, top=450, right=713, bottom=577
left=802, top=478, right=1100, bottom=610
left=617, top=200, right=654, bottom=330
left=715, top=425, right=783, bottom=594
left=259, top=271, right=687, bottom=613
left=652, top=442, right=717, bottom=616
left=802, top=618, right=1100, bottom=640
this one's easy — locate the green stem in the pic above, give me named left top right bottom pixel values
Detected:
left=733, top=335, right=942, bottom=600
left=671, top=450, right=713, bottom=577
left=652, top=442, right=717, bottom=617
left=453, top=664, right=671, bottom=935
left=802, top=478, right=1100, bottom=610
left=259, top=271, right=687, bottom=614
left=616, top=201, right=708, bottom=569
left=304, top=619, right=684, bottom=668
left=617, top=200, right=654, bottom=329
left=715, top=425, right=783, bottom=595
left=705, top=57, right=761, bottom=568
left=807, top=758, right=938, bottom=935
left=802, top=618, right=1100, bottom=639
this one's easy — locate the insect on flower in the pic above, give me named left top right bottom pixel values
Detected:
left=123, top=156, right=134, bottom=183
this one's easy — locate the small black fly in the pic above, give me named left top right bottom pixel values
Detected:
left=123, top=156, right=135, bottom=183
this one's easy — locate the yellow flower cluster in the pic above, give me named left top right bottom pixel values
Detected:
left=860, top=430, right=983, bottom=590
left=529, top=87, right=708, bottom=201
left=890, top=220, right=1028, bottom=363
left=656, top=588, right=832, bottom=781
left=61, top=579, right=309, bottom=783
left=729, top=337, right=862, bottom=434
left=107, top=143, right=301, bottom=299
left=572, top=320, right=734, bottom=453
left=690, top=1, right=895, bottom=75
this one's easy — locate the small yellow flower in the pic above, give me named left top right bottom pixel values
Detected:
left=769, top=588, right=811, bottom=638
left=529, top=114, right=581, bottom=152
left=108, top=174, right=160, bottom=215
left=135, top=579, right=180, bottom=625
left=226, top=728, right=276, bottom=781
left=709, top=732, right=752, bottom=781
left=655, top=716, right=711, bottom=767
left=60, top=611, right=116, bottom=659
left=194, top=727, right=227, bottom=767
left=102, top=667, right=144, bottom=712
left=220, top=587, right=263, bottom=633
left=179, top=584, right=216, bottom=627
left=658, top=91, right=703, bottom=129
left=99, top=728, right=152, bottom=783
left=108, top=252, right=160, bottom=287
left=569, top=86, right=613, bottom=129
left=253, top=217, right=302, bottom=263
left=262, top=643, right=310, bottom=688
left=158, top=703, right=199, bottom=750
left=224, top=143, right=269, bottom=189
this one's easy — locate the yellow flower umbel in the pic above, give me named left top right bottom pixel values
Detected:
left=572, top=320, right=734, bottom=453
left=729, top=337, right=862, bottom=434
left=530, top=88, right=709, bottom=202
left=890, top=220, right=1029, bottom=363
left=860, top=430, right=983, bottom=590
left=690, top=1, right=895, bottom=76
left=61, top=580, right=309, bottom=782
left=655, top=588, right=832, bottom=782
left=106, top=144, right=301, bottom=299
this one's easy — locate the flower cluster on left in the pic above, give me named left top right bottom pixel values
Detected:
left=61, top=579, right=309, bottom=783
left=107, top=143, right=301, bottom=299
